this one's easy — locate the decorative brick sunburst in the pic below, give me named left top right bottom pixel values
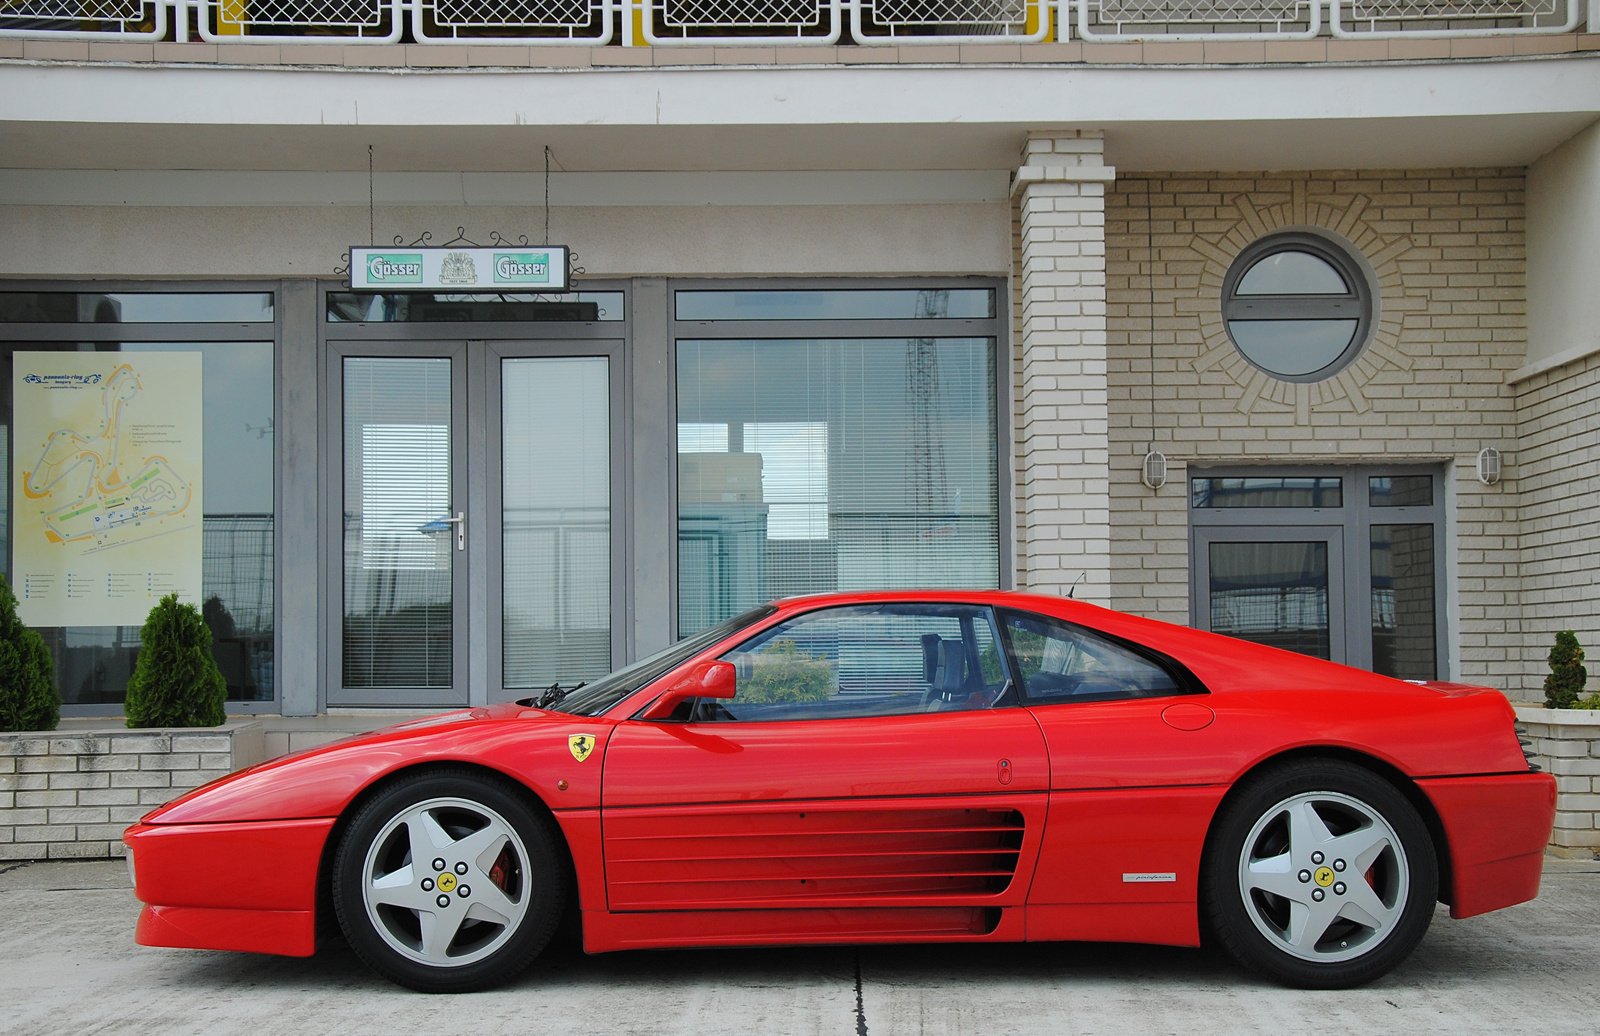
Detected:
left=1187, top=181, right=1417, bottom=424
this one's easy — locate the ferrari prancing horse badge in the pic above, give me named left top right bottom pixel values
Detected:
left=568, top=734, right=596, bottom=763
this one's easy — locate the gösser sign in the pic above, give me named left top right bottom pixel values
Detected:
left=349, top=246, right=570, bottom=292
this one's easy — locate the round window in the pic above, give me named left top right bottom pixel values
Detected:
left=1221, top=232, right=1374, bottom=382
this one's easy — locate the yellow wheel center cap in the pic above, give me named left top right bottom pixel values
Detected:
left=1314, top=867, right=1335, bottom=888
left=437, top=872, right=458, bottom=893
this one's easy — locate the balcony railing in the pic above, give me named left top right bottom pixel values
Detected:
left=0, top=0, right=1583, bottom=43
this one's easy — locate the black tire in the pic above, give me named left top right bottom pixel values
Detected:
left=332, top=769, right=567, bottom=993
left=1202, top=758, right=1438, bottom=989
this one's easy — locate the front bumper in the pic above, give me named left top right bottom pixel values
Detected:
left=123, top=817, right=335, bottom=957
left=1419, top=771, right=1557, bottom=920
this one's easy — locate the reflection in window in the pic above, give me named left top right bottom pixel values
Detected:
left=1236, top=251, right=1348, bottom=295
left=1, top=341, right=276, bottom=704
left=0, top=293, right=273, bottom=324
left=1370, top=475, right=1433, bottom=508
left=705, top=604, right=1007, bottom=721
left=1222, top=234, right=1371, bottom=382
left=326, top=292, right=622, bottom=323
left=1001, top=611, right=1179, bottom=701
left=676, top=337, right=998, bottom=636
left=676, top=289, right=994, bottom=322
left=343, top=357, right=453, bottom=689
left=1191, top=477, right=1343, bottom=509
left=1208, top=541, right=1331, bottom=660
left=1371, top=524, right=1436, bottom=680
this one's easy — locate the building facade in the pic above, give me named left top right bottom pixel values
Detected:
left=1, top=6, right=1598, bottom=717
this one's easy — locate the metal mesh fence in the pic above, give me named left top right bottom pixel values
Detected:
left=661, top=0, right=823, bottom=29
left=212, top=0, right=384, bottom=31
left=1083, top=0, right=1314, bottom=30
left=866, top=0, right=1025, bottom=28
left=0, top=0, right=147, bottom=23
left=1345, top=0, right=1556, bottom=20
left=427, top=0, right=594, bottom=29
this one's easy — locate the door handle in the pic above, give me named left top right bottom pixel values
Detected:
left=421, top=512, right=466, bottom=551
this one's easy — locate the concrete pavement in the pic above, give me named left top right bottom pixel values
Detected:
left=2, top=857, right=1597, bottom=1036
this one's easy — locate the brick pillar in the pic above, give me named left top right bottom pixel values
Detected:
left=1014, top=132, right=1115, bottom=605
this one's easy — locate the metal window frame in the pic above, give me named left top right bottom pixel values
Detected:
left=666, top=275, right=1014, bottom=642
left=1188, top=463, right=1449, bottom=680
left=0, top=278, right=284, bottom=719
left=315, top=279, right=632, bottom=712
left=1220, top=229, right=1377, bottom=385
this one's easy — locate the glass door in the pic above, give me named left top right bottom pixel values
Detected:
left=1193, top=526, right=1348, bottom=663
left=329, top=344, right=468, bottom=707
left=488, top=345, right=619, bottom=702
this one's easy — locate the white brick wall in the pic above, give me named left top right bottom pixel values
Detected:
left=0, top=722, right=263, bottom=860
left=1014, top=132, right=1115, bottom=605
left=1516, top=706, right=1600, bottom=854
left=1103, top=171, right=1531, bottom=693
left=1514, top=352, right=1600, bottom=700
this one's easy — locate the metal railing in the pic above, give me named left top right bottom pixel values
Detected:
left=0, top=0, right=1584, bottom=43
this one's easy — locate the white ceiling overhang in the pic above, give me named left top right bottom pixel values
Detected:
left=0, top=56, right=1597, bottom=174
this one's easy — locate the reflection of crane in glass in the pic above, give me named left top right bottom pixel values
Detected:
left=906, top=290, right=949, bottom=533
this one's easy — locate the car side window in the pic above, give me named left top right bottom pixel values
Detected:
left=1000, top=609, right=1183, bottom=703
left=696, top=603, right=1013, bottom=722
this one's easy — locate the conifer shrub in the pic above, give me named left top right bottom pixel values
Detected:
left=1543, top=630, right=1589, bottom=710
left=124, top=593, right=227, bottom=728
left=0, top=574, right=59, bottom=732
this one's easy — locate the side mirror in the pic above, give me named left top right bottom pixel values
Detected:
left=639, top=660, right=737, bottom=721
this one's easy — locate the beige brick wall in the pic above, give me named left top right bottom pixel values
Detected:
left=1103, top=171, right=1530, bottom=693
left=1515, top=352, right=1600, bottom=697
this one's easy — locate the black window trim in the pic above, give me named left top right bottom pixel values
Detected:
left=995, top=607, right=1208, bottom=706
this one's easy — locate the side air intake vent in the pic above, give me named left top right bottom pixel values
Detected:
left=1515, top=723, right=1541, bottom=772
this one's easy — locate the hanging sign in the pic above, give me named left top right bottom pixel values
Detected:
left=349, top=246, right=570, bottom=292
left=11, top=352, right=204, bottom=628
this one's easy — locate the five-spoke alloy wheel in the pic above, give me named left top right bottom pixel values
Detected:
left=1204, top=759, right=1438, bottom=988
left=333, top=770, right=566, bottom=992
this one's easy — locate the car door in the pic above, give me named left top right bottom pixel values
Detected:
left=599, top=602, right=1050, bottom=941
left=1000, top=607, right=1231, bottom=948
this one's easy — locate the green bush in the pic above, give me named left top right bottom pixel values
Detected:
left=736, top=639, right=834, bottom=703
left=124, top=593, right=227, bottom=728
left=1543, top=630, right=1589, bottom=710
left=0, top=574, right=59, bottom=732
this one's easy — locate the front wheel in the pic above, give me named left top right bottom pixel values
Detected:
left=332, top=770, right=567, bottom=992
left=1203, top=759, right=1438, bottom=989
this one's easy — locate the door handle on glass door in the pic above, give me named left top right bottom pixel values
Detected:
left=421, top=513, right=466, bottom=551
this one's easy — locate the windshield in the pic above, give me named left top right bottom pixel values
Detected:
left=546, top=605, right=779, bottom=717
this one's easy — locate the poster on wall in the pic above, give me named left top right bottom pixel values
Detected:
left=11, top=352, right=203, bottom=628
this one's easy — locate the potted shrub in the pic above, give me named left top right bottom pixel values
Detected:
left=124, top=593, right=227, bottom=728
left=1543, top=630, right=1591, bottom=710
left=0, top=574, right=59, bottom=732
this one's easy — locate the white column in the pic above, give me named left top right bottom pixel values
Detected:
left=1014, top=132, right=1115, bottom=606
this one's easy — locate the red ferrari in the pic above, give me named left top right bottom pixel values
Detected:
left=123, top=591, right=1554, bottom=992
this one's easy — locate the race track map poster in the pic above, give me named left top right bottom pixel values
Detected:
left=12, top=352, right=203, bottom=628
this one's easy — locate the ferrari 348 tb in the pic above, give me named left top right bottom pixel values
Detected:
left=123, top=591, right=1555, bottom=992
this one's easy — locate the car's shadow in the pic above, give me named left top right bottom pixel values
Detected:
left=155, top=908, right=1535, bottom=998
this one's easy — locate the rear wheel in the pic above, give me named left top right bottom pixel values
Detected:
left=1203, top=759, right=1438, bottom=989
left=332, top=770, right=566, bottom=992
